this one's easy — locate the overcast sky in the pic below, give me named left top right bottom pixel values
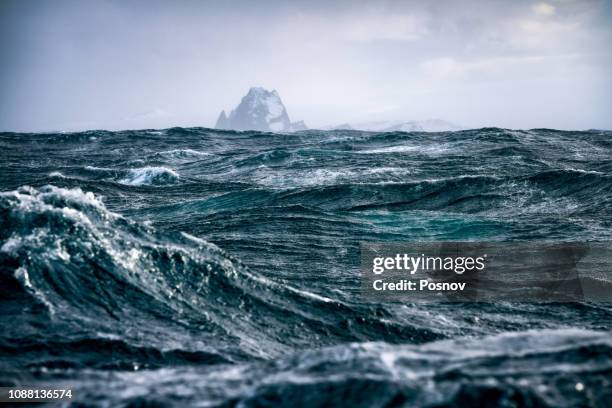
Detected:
left=1, top=0, right=610, bottom=131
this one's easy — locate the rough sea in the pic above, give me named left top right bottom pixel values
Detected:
left=1, top=127, right=611, bottom=407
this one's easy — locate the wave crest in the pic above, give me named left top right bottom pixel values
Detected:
left=119, top=166, right=179, bottom=186
left=2, top=186, right=415, bottom=365
left=0, top=185, right=272, bottom=360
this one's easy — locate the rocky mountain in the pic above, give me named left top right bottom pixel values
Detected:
left=331, top=119, right=463, bottom=132
left=215, top=87, right=307, bottom=132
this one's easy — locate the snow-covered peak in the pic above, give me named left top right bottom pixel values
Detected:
left=215, top=87, right=307, bottom=133
left=246, top=86, right=269, bottom=95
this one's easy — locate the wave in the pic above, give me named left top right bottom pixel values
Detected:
left=118, top=166, right=180, bottom=186
left=0, top=185, right=447, bottom=375
left=272, top=169, right=611, bottom=216
left=359, top=143, right=453, bottom=155
left=0, top=185, right=278, bottom=364
left=156, top=149, right=211, bottom=160
left=66, top=329, right=612, bottom=407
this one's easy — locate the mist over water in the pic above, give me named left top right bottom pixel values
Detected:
left=1, top=127, right=612, bottom=406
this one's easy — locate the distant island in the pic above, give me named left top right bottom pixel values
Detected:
left=215, top=87, right=462, bottom=133
left=215, top=87, right=307, bottom=133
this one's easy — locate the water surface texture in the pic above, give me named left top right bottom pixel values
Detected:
left=1, top=128, right=611, bottom=407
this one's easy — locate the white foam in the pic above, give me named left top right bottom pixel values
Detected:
left=85, top=165, right=114, bottom=171
left=119, top=167, right=179, bottom=186
left=562, top=167, right=604, bottom=175
left=247, top=165, right=419, bottom=189
left=158, top=149, right=210, bottom=159
left=14, top=266, right=55, bottom=313
left=360, top=144, right=451, bottom=155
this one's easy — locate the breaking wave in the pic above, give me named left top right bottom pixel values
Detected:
left=119, top=166, right=180, bottom=186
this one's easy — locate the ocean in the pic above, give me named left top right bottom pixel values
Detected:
left=1, top=127, right=611, bottom=407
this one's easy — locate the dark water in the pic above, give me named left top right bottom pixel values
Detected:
left=1, top=127, right=611, bottom=407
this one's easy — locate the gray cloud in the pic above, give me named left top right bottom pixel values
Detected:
left=1, top=0, right=610, bottom=131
